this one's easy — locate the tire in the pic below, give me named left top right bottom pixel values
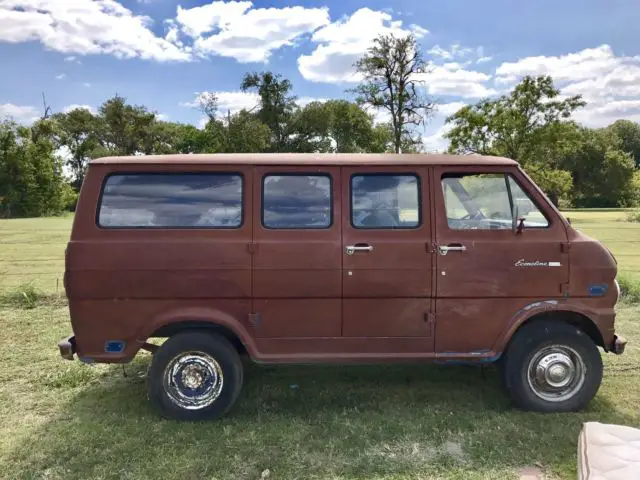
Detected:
left=500, top=320, right=603, bottom=412
left=147, top=331, right=243, bottom=421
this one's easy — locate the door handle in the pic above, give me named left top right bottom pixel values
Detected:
left=438, top=244, right=467, bottom=256
left=345, top=244, right=373, bottom=255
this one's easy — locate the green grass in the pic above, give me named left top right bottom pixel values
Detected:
left=0, top=212, right=639, bottom=479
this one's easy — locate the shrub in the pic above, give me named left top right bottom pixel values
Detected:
left=618, top=274, right=640, bottom=304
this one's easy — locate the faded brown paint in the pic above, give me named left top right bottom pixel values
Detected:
left=63, top=153, right=620, bottom=365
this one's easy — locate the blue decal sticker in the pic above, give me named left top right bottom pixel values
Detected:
left=588, top=284, right=608, bottom=297
left=105, top=341, right=125, bottom=353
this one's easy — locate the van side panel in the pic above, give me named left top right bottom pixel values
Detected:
left=66, top=164, right=254, bottom=361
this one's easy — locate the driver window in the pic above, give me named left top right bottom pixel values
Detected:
left=441, top=173, right=549, bottom=230
left=441, top=174, right=512, bottom=230
left=351, top=174, right=420, bottom=229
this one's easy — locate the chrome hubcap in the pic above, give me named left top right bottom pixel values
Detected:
left=164, top=352, right=224, bottom=410
left=527, top=345, right=585, bottom=402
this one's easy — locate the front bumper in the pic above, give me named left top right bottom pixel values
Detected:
left=58, top=335, right=76, bottom=360
left=611, top=335, right=627, bottom=355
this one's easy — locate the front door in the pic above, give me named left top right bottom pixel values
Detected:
left=433, top=166, right=569, bottom=353
left=341, top=166, right=434, bottom=353
left=252, top=166, right=342, bottom=339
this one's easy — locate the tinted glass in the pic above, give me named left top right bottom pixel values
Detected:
left=351, top=174, right=420, bottom=229
left=98, top=173, right=243, bottom=228
left=262, top=174, right=332, bottom=229
left=442, top=173, right=548, bottom=230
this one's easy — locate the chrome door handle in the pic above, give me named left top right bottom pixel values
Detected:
left=438, top=244, right=466, bottom=256
left=345, top=245, right=373, bottom=255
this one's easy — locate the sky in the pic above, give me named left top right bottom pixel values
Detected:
left=1, top=0, right=640, bottom=152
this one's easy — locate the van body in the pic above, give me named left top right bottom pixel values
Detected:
left=59, top=154, right=626, bottom=420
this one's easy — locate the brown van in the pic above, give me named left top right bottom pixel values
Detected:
left=59, top=153, right=627, bottom=420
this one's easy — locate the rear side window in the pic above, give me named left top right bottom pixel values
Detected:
left=98, top=173, right=243, bottom=228
left=351, top=174, right=420, bottom=229
left=262, top=174, right=332, bottom=229
left=441, top=173, right=549, bottom=230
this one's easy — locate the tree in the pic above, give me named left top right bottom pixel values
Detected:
left=446, top=76, right=585, bottom=162
left=241, top=72, right=296, bottom=151
left=52, top=108, right=100, bottom=189
left=96, top=95, right=156, bottom=156
left=0, top=121, right=71, bottom=217
left=607, top=119, right=640, bottom=168
left=226, top=110, right=271, bottom=153
left=559, top=127, right=638, bottom=207
left=352, top=33, right=434, bottom=153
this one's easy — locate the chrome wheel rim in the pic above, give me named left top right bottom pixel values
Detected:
left=527, top=345, right=585, bottom=402
left=164, top=352, right=224, bottom=410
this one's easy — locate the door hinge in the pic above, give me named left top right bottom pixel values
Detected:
left=247, top=242, right=257, bottom=254
left=248, top=312, right=261, bottom=327
left=424, top=312, right=435, bottom=323
left=561, top=242, right=571, bottom=253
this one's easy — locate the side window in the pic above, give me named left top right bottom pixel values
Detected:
left=441, top=173, right=549, bottom=230
left=98, top=173, right=243, bottom=228
left=508, top=177, right=550, bottom=228
left=351, top=174, right=420, bottom=229
left=262, top=174, right=332, bottom=229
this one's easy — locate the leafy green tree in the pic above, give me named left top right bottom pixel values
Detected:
left=52, top=108, right=99, bottom=189
left=607, top=119, right=640, bottom=168
left=226, top=110, right=271, bottom=153
left=559, top=127, right=637, bottom=207
left=241, top=72, right=296, bottom=152
left=96, top=95, right=156, bottom=155
left=0, top=121, right=69, bottom=217
left=352, top=33, right=434, bottom=153
left=445, top=76, right=585, bottom=161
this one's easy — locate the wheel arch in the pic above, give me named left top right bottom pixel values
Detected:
left=136, top=307, right=257, bottom=357
left=496, top=308, right=606, bottom=355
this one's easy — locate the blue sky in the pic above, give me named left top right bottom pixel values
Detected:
left=2, top=0, right=640, bottom=151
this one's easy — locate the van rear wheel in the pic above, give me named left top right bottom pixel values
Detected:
left=147, top=331, right=243, bottom=420
left=500, top=320, right=603, bottom=412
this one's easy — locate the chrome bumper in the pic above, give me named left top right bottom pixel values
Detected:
left=611, top=335, right=627, bottom=355
left=58, top=335, right=76, bottom=360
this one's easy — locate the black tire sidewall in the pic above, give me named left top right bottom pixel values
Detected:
left=147, top=331, right=243, bottom=421
left=503, top=322, right=603, bottom=413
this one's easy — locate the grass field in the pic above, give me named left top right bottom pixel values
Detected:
left=0, top=212, right=639, bottom=480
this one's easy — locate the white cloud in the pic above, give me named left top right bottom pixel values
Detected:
left=428, top=44, right=453, bottom=60
left=0, top=0, right=190, bottom=62
left=64, top=55, right=81, bottom=63
left=436, top=101, right=468, bottom=117
left=298, top=8, right=428, bottom=83
left=423, top=63, right=496, bottom=98
left=297, top=96, right=329, bottom=107
left=477, top=56, right=493, bottom=64
left=63, top=104, right=95, bottom=114
left=182, top=91, right=261, bottom=115
left=156, top=113, right=169, bottom=121
left=494, top=44, right=640, bottom=126
left=176, top=2, right=330, bottom=63
left=55, top=73, right=66, bottom=80
left=175, top=1, right=252, bottom=38
left=422, top=124, right=452, bottom=153
left=83, top=82, right=91, bottom=88
left=0, top=103, right=40, bottom=124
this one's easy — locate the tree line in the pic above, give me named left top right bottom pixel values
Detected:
left=1, top=34, right=639, bottom=217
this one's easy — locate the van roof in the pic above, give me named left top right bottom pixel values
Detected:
left=90, top=153, right=518, bottom=166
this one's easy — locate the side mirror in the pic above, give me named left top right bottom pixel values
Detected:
left=516, top=217, right=525, bottom=235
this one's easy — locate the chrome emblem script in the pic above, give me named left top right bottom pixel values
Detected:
left=515, top=259, right=562, bottom=267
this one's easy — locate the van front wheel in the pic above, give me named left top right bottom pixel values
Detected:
left=501, top=320, right=603, bottom=412
left=147, top=331, right=243, bottom=420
